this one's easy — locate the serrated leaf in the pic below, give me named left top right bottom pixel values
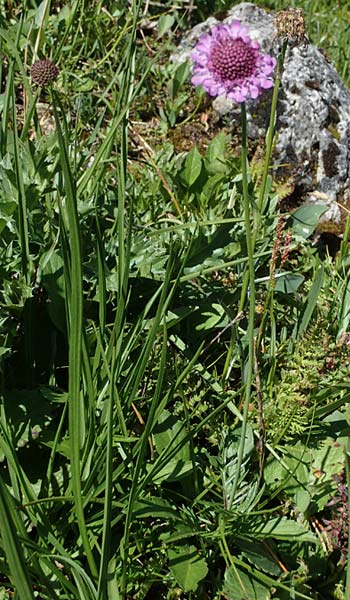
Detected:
left=168, top=544, right=208, bottom=592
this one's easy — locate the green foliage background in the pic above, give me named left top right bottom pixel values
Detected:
left=0, top=1, right=349, bottom=599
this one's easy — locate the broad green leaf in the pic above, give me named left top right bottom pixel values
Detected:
left=275, top=272, right=304, bottom=294
left=75, top=77, right=95, bottom=92
left=199, top=173, right=226, bottom=203
left=147, top=459, right=193, bottom=484
left=311, top=437, right=344, bottom=479
left=157, top=14, right=175, bottom=37
left=168, top=544, right=208, bottom=592
left=1, top=389, right=56, bottom=456
left=264, top=440, right=343, bottom=513
left=133, top=497, right=180, bottom=520
left=153, top=409, right=190, bottom=461
left=291, top=203, right=327, bottom=239
left=264, top=445, right=312, bottom=494
left=295, top=488, right=311, bottom=513
left=222, top=565, right=270, bottom=600
left=168, top=61, right=190, bottom=100
left=195, top=302, right=229, bottom=331
left=249, top=516, right=317, bottom=543
left=235, top=538, right=282, bottom=577
left=181, top=146, right=202, bottom=187
left=205, top=132, right=228, bottom=175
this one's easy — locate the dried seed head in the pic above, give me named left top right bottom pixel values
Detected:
left=274, top=8, right=307, bottom=45
left=31, top=59, right=59, bottom=87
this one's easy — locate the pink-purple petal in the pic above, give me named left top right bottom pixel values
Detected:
left=191, top=52, right=209, bottom=67
left=249, top=85, right=260, bottom=99
left=259, top=78, right=274, bottom=89
left=191, top=19, right=276, bottom=103
left=227, top=20, right=241, bottom=36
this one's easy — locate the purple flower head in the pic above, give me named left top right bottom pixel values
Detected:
left=191, top=20, right=276, bottom=103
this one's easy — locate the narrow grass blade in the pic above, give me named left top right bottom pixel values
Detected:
left=95, top=208, right=106, bottom=337
left=12, top=81, right=31, bottom=282
left=294, top=263, right=324, bottom=341
left=96, top=345, right=115, bottom=600
left=0, top=476, right=34, bottom=600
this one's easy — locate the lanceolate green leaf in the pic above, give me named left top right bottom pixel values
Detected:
left=181, top=146, right=202, bottom=187
left=295, top=262, right=324, bottom=340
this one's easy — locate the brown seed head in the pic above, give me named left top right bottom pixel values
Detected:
left=31, top=59, right=59, bottom=87
left=274, top=8, right=307, bottom=45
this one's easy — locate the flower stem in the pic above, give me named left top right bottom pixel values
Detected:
left=256, top=40, right=287, bottom=222
left=52, top=91, right=98, bottom=580
left=230, top=102, right=256, bottom=500
left=238, top=40, right=288, bottom=316
left=345, top=406, right=350, bottom=597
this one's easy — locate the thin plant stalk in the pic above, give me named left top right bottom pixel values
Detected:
left=230, top=102, right=256, bottom=501
left=345, top=413, right=350, bottom=598
left=97, top=347, right=116, bottom=600
left=238, top=40, right=288, bottom=316
left=12, top=80, right=31, bottom=283
left=224, top=40, right=288, bottom=383
left=51, top=90, right=98, bottom=579
left=255, top=40, right=287, bottom=224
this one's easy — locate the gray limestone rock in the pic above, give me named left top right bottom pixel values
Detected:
left=173, top=2, right=350, bottom=231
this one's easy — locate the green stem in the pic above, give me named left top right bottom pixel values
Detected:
left=238, top=41, right=288, bottom=315
left=12, top=78, right=30, bottom=283
left=230, top=103, right=256, bottom=500
left=52, top=91, right=98, bottom=580
left=345, top=406, right=350, bottom=597
left=256, top=40, right=288, bottom=222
